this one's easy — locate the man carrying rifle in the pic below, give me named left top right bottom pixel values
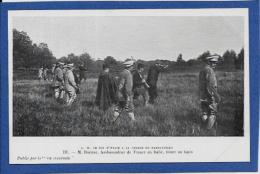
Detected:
left=199, top=54, right=221, bottom=134
left=64, top=63, right=79, bottom=106
left=146, top=61, right=168, bottom=104
left=132, top=63, right=150, bottom=106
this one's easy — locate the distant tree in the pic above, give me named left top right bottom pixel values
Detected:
left=187, top=59, right=196, bottom=66
left=236, top=48, right=244, bottom=69
left=13, top=29, right=33, bottom=68
left=67, top=53, right=81, bottom=66
left=222, top=50, right=237, bottom=69
left=104, top=56, right=117, bottom=66
left=177, top=54, right=185, bottom=63
left=13, top=29, right=56, bottom=69
left=37, top=43, right=56, bottom=68
left=79, top=52, right=94, bottom=70
left=197, top=51, right=211, bottom=62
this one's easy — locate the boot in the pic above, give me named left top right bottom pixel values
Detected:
left=128, top=112, right=135, bottom=121
left=201, top=113, right=208, bottom=122
left=113, top=111, right=120, bottom=122
left=207, top=115, right=216, bottom=129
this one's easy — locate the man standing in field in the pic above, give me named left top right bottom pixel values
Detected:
left=52, top=62, right=65, bottom=101
left=199, top=54, right=221, bottom=134
left=38, top=67, right=43, bottom=81
left=95, top=63, right=118, bottom=111
left=132, top=63, right=150, bottom=106
left=43, top=67, right=48, bottom=81
left=72, top=68, right=81, bottom=94
left=146, top=62, right=168, bottom=104
left=64, top=63, right=79, bottom=106
left=79, top=64, right=88, bottom=83
left=113, top=60, right=135, bottom=121
left=51, top=64, right=56, bottom=81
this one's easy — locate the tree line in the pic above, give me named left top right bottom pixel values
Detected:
left=13, top=29, right=244, bottom=73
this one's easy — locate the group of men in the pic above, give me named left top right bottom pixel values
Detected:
left=38, top=67, right=49, bottom=81
left=95, top=54, right=221, bottom=132
left=50, top=53, right=221, bottom=132
left=52, top=62, right=80, bottom=106
left=95, top=59, right=168, bottom=121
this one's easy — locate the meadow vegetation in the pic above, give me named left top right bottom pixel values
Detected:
left=13, top=71, right=244, bottom=136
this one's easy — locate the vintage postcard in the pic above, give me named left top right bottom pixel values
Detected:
left=1, top=1, right=259, bottom=173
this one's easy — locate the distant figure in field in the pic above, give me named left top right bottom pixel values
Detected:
left=43, top=68, right=48, bottom=81
left=132, top=63, right=150, bottom=106
left=38, top=67, right=43, bottom=81
left=79, top=65, right=87, bottom=83
left=146, top=62, right=168, bottom=104
left=95, top=64, right=118, bottom=111
left=114, top=60, right=135, bottom=121
left=199, top=54, right=221, bottom=134
left=64, top=63, right=78, bottom=106
left=52, top=62, right=65, bottom=101
left=51, top=64, right=56, bottom=81
left=72, top=68, right=81, bottom=94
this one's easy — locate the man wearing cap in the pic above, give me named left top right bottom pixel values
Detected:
left=114, top=60, right=135, bottom=121
left=199, top=54, right=221, bottom=134
left=52, top=62, right=65, bottom=101
left=132, top=63, right=150, bottom=106
left=146, top=62, right=168, bottom=104
left=64, top=63, right=78, bottom=106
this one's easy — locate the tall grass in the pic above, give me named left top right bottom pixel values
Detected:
left=13, top=71, right=244, bottom=136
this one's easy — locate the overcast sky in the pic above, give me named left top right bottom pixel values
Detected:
left=13, top=16, right=244, bottom=61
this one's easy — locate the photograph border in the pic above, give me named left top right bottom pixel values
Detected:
left=1, top=1, right=259, bottom=173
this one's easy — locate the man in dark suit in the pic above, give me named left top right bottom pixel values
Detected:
left=146, top=62, right=168, bottom=104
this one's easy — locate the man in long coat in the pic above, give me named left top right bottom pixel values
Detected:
left=95, top=64, right=118, bottom=111
left=52, top=62, right=65, bottom=101
left=199, top=54, right=221, bottom=132
left=146, top=62, right=168, bottom=104
left=64, top=63, right=78, bottom=106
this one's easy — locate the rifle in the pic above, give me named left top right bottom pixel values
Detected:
left=138, top=72, right=150, bottom=88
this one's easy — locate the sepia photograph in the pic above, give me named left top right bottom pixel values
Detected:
left=10, top=10, right=247, bottom=137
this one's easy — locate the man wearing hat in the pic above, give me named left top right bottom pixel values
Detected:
left=52, top=62, right=65, bottom=101
left=95, top=63, right=118, bottom=111
left=64, top=63, right=78, bottom=106
left=114, top=59, right=135, bottom=121
left=132, top=63, right=150, bottom=106
left=146, top=61, right=168, bottom=104
left=199, top=54, right=221, bottom=134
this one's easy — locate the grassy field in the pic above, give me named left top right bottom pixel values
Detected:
left=13, top=71, right=244, bottom=136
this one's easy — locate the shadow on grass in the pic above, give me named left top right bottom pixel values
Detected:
left=81, top=100, right=95, bottom=107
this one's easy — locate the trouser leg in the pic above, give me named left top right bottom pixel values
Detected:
left=143, top=89, right=149, bottom=106
left=59, top=89, right=64, bottom=99
left=148, top=85, right=157, bottom=104
left=200, top=100, right=218, bottom=135
left=54, top=88, right=60, bottom=99
left=207, top=102, right=217, bottom=130
left=66, top=89, right=76, bottom=106
left=113, top=94, right=135, bottom=121
left=139, top=87, right=149, bottom=106
left=125, top=95, right=135, bottom=121
left=200, top=101, right=209, bottom=123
